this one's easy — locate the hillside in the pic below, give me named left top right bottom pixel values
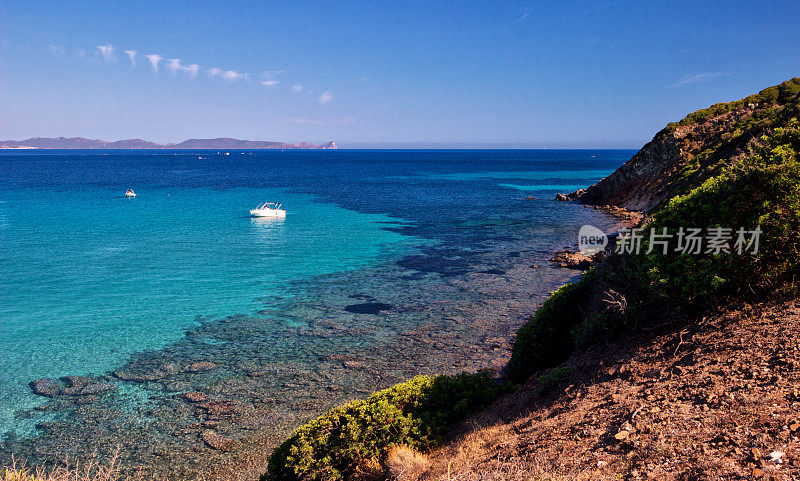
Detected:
left=571, top=78, right=800, bottom=211
left=418, top=299, right=800, bottom=480
left=260, top=77, right=800, bottom=481
left=0, top=137, right=337, bottom=150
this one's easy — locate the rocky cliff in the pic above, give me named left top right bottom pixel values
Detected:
left=572, top=77, right=800, bottom=211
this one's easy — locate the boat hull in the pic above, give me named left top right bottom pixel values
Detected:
left=250, top=209, right=286, bottom=217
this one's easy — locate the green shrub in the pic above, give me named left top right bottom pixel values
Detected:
left=505, top=270, right=596, bottom=383
left=640, top=120, right=800, bottom=305
left=263, top=372, right=508, bottom=481
left=664, top=79, right=800, bottom=203
left=529, top=366, right=574, bottom=396
left=674, top=78, right=800, bottom=128
left=507, top=117, right=800, bottom=385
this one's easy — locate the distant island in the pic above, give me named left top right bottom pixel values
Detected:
left=0, top=137, right=337, bottom=150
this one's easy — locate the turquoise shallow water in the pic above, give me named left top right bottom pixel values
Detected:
left=0, top=186, right=417, bottom=434
left=0, top=149, right=632, bottom=467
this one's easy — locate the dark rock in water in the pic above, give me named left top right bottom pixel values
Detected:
left=74, top=395, right=100, bottom=405
left=165, top=381, right=192, bottom=392
left=113, top=370, right=167, bottom=383
left=112, top=362, right=181, bottom=383
left=35, top=421, right=62, bottom=431
left=61, top=375, right=90, bottom=388
left=342, top=360, right=365, bottom=369
left=555, top=193, right=569, bottom=201
left=188, top=420, right=220, bottom=430
left=200, top=429, right=239, bottom=451
left=344, top=302, right=393, bottom=315
left=479, top=268, right=506, bottom=275
left=78, top=383, right=114, bottom=396
left=30, top=378, right=62, bottom=397
left=181, top=392, right=210, bottom=403
left=185, top=362, right=217, bottom=373
left=160, top=362, right=180, bottom=375
left=322, top=354, right=366, bottom=369
left=58, top=376, right=114, bottom=396
left=550, top=250, right=594, bottom=270
left=396, top=248, right=474, bottom=277
left=198, top=400, right=241, bottom=416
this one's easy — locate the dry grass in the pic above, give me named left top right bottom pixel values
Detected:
left=386, top=446, right=429, bottom=480
left=432, top=461, right=577, bottom=481
left=2, top=452, right=123, bottom=481
left=420, top=424, right=588, bottom=481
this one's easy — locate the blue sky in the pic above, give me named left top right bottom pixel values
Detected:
left=1, top=1, right=798, bottom=147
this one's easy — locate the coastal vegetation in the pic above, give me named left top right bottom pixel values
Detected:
left=263, top=373, right=507, bottom=481
left=667, top=77, right=800, bottom=129
left=263, top=77, right=800, bottom=480
left=506, top=115, right=800, bottom=385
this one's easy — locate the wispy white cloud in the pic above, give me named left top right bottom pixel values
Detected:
left=145, top=54, right=162, bottom=73
left=167, top=58, right=182, bottom=74
left=97, top=44, right=115, bottom=63
left=123, top=50, right=136, bottom=68
left=260, top=70, right=283, bottom=86
left=208, top=67, right=247, bottom=81
left=82, top=44, right=327, bottom=96
left=670, top=72, right=726, bottom=88
left=48, top=45, right=65, bottom=58
left=504, top=8, right=535, bottom=26
left=168, top=58, right=200, bottom=77
left=184, top=64, right=200, bottom=78
left=511, top=10, right=531, bottom=24
left=224, top=70, right=246, bottom=80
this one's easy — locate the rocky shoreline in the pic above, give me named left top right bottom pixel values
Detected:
left=3, top=204, right=621, bottom=480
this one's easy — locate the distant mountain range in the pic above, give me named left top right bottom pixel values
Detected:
left=0, top=137, right=337, bottom=150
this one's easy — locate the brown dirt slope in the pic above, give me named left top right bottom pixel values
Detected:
left=413, top=299, right=800, bottom=480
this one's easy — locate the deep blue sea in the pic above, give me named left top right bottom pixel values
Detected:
left=0, top=149, right=633, bottom=471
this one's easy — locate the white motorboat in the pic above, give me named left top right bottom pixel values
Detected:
left=125, top=189, right=136, bottom=198
left=250, top=202, right=286, bottom=218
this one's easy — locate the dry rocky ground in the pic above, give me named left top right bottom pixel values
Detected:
left=403, top=299, right=800, bottom=480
